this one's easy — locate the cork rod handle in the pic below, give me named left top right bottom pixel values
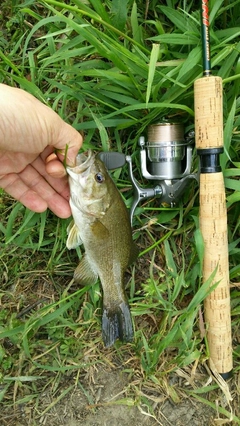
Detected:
left=194, top=76, right=233, bottom=377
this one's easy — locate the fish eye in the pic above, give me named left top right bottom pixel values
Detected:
left=95, top=173, right=105, bottom=183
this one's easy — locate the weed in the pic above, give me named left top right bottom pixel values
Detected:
left=0, top=0, right=239, bottom=424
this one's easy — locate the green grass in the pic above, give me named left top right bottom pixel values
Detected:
left=0, top=0, right=240, bottom=423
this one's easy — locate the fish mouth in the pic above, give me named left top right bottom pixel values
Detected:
left=66, top=150, right=96, bottom=177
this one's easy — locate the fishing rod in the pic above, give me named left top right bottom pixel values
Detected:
left=98, top=0, right=233, bottom=379
left=194, top=0, right=233, bottom=378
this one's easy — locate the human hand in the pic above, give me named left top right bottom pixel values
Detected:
left=0, top=84, right=83, bottom=218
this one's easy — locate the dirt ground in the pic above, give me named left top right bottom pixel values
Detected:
left=35, top=369, right=215, bottom=426
left=2, top=365, right=237, bottom=426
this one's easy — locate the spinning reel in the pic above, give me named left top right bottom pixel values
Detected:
left=98, top=122, right=198, bottom=224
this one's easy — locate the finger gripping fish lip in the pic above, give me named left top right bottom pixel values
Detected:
left=66, top=150, right=95, bottom=175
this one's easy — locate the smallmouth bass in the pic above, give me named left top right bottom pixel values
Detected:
left=66, top=150, right=138, bottom=347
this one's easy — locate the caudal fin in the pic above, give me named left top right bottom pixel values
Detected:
left=102, top=301, right=134, bottom=347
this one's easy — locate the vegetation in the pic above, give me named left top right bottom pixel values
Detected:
left=0, top=0, right=239, bottom=424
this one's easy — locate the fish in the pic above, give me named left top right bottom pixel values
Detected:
left=66, top=150, right=138, bottom=347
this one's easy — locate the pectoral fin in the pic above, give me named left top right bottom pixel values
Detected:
left=66, top=221, right=82, bottom=249
left=91, top=219, right=109, bottom=239
left=128, top=242, right=139, bottom=266
left=74, top=254, right=98, bottom=286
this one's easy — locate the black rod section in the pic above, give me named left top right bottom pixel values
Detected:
left=201, top=0, right=211, bottom=76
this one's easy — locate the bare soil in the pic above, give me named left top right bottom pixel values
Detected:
left=35, top=369, right=215, bottom=426
left=2, top=364, right=238, bottom=426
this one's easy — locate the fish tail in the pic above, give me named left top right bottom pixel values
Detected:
left=102, top=301, right=134, bottom=347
